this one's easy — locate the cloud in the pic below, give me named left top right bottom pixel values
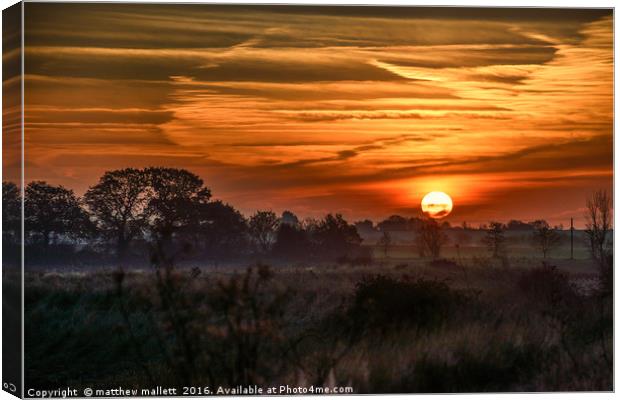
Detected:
left=20, top=4, right=613, bottom=226
left=26, top=107, right=174, bottom=125
left=282, top=111, right=424, bottom=122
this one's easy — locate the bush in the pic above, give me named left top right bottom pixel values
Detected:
left=517, top=263, right=575, bottom=307
left=429, top=258, right=460, bottom=270
left=349, top=275, right=467, bottom=332
left=336, top=247, right=373, bottom=266
left=517, top=262, right=611, bottom=382
left=351, top=247, right=374, bottom=266
left=407, top=342, right=548, bottom=392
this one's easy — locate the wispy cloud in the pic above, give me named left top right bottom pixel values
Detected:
left=20, top=4, right=612, bottom=225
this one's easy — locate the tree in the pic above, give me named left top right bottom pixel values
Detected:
left=415, top=218, right=447, bottom=259
left=272, top=223, right=309, bottom=259
left=377, top=215, right=409, bottom=232
left=2, top=181, right=21, bottom=244
left=507, top=220, right=533, bottom=231
left=280, top=210, right=299, bottom=227
left=84, top=168, right=150, bottom=260
left=249, top=210, right=279, bottom=253
left=354, top=219, right=376, bottom=236
left=482, top=221, right=506, bottom=258
left=584, top=189, right=611, bottom=262
left=531, top=220, right=561, bottom=259
left=144, top=167, right=212, bottom=243
left=377, top=231, right=392, bottom=258
left=199, top=201, right=249, bottom=257
left=313, top=214, right=362, bottom=259
left=24, top=181, right=89, bottom=247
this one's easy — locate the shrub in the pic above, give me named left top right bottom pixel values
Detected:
left=336, top=247, right=374, bottom=266
left=206, top=264, right=291, bottom=385
left=470, top=256, right=493, bottom=269
left=351, top=247, right=374, bottom=266
left=517, top=263, right=575, bottom=307
left=516, top=263, right=611, bottom=380
left=429, top=258, right=460, bottom=270
left=407, top=342, right=548, bottom=392
left=349, top=275, right=467, bottom=332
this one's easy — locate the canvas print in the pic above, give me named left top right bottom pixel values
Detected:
left=2, top=3, right=614, bottom=397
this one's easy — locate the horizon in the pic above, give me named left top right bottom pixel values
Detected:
left=6, top=4, right=613, bottom=229
left=7, top=172, right=607, bottom=230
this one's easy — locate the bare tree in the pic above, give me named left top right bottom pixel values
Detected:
left=482, top=221, right=506, bottom=258
left=584, top=189, right=612, bottom=262
left=415, top=218, right=448, bottom=259
left=531, top=220, right=561, bottom=259
left=249, top=210, right=279, bottom=254
left=84, top=168, right=150, bottom=261
left=377, top=231, right=392, bottom=258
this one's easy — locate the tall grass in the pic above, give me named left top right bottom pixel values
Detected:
left=24, top=256, right=612, bottom=392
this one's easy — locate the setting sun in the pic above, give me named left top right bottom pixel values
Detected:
left=421, top=191, right=453, bottom=219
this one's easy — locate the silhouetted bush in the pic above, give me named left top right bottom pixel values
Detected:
left=429, top=258, right=460, bottom=270
left=205, top=264, right=291, bottom=385
left=349, top=275, right=467, bottom=332
left=517, top=262, right=611, bottom=380
left=408, top=342, right=548, bottom=392
left=517, top=263, right=575, bottom=307
left=335, top=247, right=373, bottom=266
left=598, top=252, right=613, bottom=297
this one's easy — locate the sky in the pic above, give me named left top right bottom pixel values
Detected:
left=12, top=4, right=613, bottom=226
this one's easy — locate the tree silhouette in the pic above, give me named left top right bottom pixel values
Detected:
left=84, top=168, right=150, bottom=261
left=280, top=210, right=300, bottom=227
left=145, top=167, right=212, bottom=244
left=249, top=210, right=279, bottom=254
left=377, top=231, right=392, bottom=258
left=415, top=218, right=447, bottom=259
left=2, top=181, right=21, bottom=244
left=584, top=189, right=611, bottom=262
left=377, top=215, right=409, bottom=232
left=272, top=223, right=309, bottom=259
left=24, top=181, right=89, bottom=248
left=199, top=200, right=248, bottom=257
left=354, top=219, right=376, bottom=236
left=507, top=219, right=533, bottom=231
left=531, top=220, right=561, bottom=259
left=313, top=214, right=362, bottom=258
left=482, top=221, right=506, bottom=258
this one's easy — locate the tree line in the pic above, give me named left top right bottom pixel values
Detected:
left=1, top=167, right=611, bottom=266
left=2, top=167, right=366, bottom=266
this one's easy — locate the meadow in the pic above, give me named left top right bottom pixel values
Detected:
left=21, top=238, right=612, bottom=393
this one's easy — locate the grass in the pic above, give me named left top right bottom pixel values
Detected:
left=23, top=251, right=612, bottom=393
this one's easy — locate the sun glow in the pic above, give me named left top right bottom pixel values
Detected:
left=421, top=191, right=453, bottom=219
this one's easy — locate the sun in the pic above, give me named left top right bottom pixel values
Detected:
left=421, top=191, right=453, bottom=219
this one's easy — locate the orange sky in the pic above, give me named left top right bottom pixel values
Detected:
left=12, top=5, right=613, bottom=226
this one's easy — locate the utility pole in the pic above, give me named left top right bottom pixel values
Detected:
left=570, top=217, right=574, bottom=260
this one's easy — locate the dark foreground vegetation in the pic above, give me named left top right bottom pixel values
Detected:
left=2, top=168, right=612, bottom=392
left=19, top=254, right=612, bottom=392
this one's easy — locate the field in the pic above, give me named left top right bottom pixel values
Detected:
left=20, top=239, right=612, bottom=393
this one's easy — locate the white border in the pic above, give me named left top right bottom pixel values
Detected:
left=0, top=1, right=616, bottom=400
